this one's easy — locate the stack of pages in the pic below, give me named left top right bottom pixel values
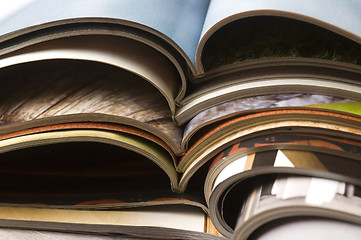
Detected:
left=0, top=0, right=361, bottom=239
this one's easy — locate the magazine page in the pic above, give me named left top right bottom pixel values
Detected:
left=0, top=0, right=211, bottom=68
left=0, top=59, right=184, bottom=154
left=196, top=0, right=361, bottom=73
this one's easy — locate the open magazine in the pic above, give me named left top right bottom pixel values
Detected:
left=0, top=0, right=361, bottom=239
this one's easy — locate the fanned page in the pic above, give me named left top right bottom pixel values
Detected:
left=0, top=0, right=210, bottom=70
left=0, top=221, right=225, bottom=240
left=181, top=94, right=360, bottom=148
left=195, top=0, right=361, bottom=75
left=0, top=60, right=184, bottom=154
left=0, top=205, right=226, bottom=240
left=177, top=109, right=361, bottom=191
left=0, top=0, right=212, bottom=107
left=0, top=35, right=182, bottom=114
left=0, top=205, right=207, bottom=232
